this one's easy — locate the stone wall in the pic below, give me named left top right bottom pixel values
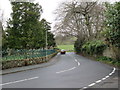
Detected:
left=103, top=47, right=115, bottom=58
left=1, top=52, right=57, bottom=70
left=103, top=46, right=120, bottom=59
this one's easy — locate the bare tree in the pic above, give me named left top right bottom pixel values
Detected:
left=54, top=1, right=105, bottom=41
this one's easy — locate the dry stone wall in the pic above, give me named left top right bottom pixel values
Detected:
left=1, top=52, right=57, bottom=70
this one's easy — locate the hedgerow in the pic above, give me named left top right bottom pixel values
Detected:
left=81, top=40, right=107, bottom=55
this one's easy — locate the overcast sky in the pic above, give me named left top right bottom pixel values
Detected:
left=0, top=0, right=120, bottom=29
left=0, top=0, right=68, bottom=28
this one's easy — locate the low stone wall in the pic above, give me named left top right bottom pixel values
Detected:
left=103, top=47, right=115, bottom=58
left=1, top=52, right=57, bottom=70
left=103, top=46, right=120, bottom=59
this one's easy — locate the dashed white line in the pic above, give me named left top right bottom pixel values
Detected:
left=59, top=54, right=116, bottom=89
left=56, top=67, right=76, bottom=74
left=74, top=59, right=80, bottom=66
left=88, top=83, right=96, bottom=87
left=77, top=62, right=80, bottom=66
left=112, top=67, right=116, bottom=73
left=102, top=77, right=106, bottom=80
left=0, top=77, right=39, bottom=86
left=82, top=86, right=88, bottom=89
left=56, top=55, right=80, bottom=74
left=75, top=59, right=77, bottom=62
left=95, top=80, right=102, bottom=83
left=82, top=67, right=116, bottom=89
left=105, top=75, right=109, bottom=78
left=68, top=54, right=81, bottom=67
left=59, top=54, right=116, bottom=90
left=113, top=67, right=116, bottom=71
left=109, top=73, right=112, bottom=76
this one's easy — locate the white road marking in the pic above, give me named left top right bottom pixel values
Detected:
left=0, top=77, right=39, bottom=86
left=82, top=86, right=88, bottom=89
left=102, top=77, right=106, bottom=80
left=112, top=67, right=116, bottom=73
left=68, top=54, right=116, bottom=89
left=56, top=55, right=80, bottom=74
left=83, top=67, right=116, bottom=89
left=95, top=80, right=102, bottom=83
left=74, top=59, right=80, bottom=66
left=105, top=75, right=109, bottom=78
left=65, top=54, right=116, bottom=89
left=56, top=67, right=76, bottom=74
left=77, top=62, right=80, bottom=66
left=75, top=59, right=77, bottom=62
left=68, top=54, right=81, bottom=67
left=88, top=83, right=96, bottom=87
left=113, top=67, right=116, bottom=71
left=109, top=73, right=113, bottom=76
left=111, top=72, right=114, bottom=74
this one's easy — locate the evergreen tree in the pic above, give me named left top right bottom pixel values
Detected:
left=6, top=2, right=42, bottom=49
left=6, top=2, right=56, bottom=50
left=40, top=19, right=56, bottom=49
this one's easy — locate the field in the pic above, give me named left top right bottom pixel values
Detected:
left=57, top=45, right=74, bottom=51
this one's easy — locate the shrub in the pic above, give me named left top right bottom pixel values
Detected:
left=97, top=56, right=113, bottom=61
left=114, top=61, right=120, bottom=66
left=74, top=39, right=84, bottom=53
left=81, top=40, right=107, bottom=55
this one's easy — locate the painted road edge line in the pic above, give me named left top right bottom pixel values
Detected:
left=0, top=77, right=39, bottom=86
left=81, top=67, right=116, bottom=90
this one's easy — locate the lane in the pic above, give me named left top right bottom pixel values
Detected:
left=2, top=52, right=115, bottom=88
left=2, top=52, right=78, bottom=87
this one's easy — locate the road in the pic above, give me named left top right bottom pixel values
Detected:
left=1, top=52, right=116, bottom=89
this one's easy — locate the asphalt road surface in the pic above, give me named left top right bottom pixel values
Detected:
left=1, top=52, right=116, bottom=88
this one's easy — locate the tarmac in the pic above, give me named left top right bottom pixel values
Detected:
left=0, top=53, right=119, bottom=89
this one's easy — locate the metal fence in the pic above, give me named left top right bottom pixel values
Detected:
left=1, top=49, right=56, bottom=61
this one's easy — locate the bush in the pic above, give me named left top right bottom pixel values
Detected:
left=97, top=56, right=113, bottom=61
left=81, top=40, right=107, bottom=55
left=74, top=39, right=84, bottom=53
left=114, top=61, right=120, bottom=66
